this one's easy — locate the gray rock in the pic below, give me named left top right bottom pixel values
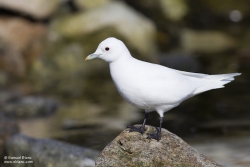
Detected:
left=0, top=0, right=61, bottom=19
left=0, top=114, right=19, bottom=162
left=0, top=91, right=58, bottom=118
left=96, top=125, right=223, bottom=167
left=5, top=134, right=100, bottom=167
left=0, top=91, right=20, bottom=105
left=54, top=1, right=157, bottom=60
left=181, top=29, right=236, bottom=53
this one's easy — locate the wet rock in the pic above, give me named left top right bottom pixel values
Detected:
left=74, top=0, right=111, bottom=10
left=0, top=0, right=61, bottom=19
left=0, top=91, right=58, bottom=118
left=0, top=91, right=21, bottom=105
left=0, top=17, right=47, bottom=76
left=181, top=29, right=236, bottom=53
left=54, top=1, right=157, bottom=60
left=4, top=134, right=100, bottom=167
left=96, top=125, right=223, bottom=167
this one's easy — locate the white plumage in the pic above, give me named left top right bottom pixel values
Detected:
left=85, top=37, right=241, bottom=140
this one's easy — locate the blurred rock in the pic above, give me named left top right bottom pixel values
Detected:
left=159, top=0, right=188, bottom=22
left=125, top=0, right=188, bottom=22
left=0, top=17, right=47, bottom=77
left=0, top=91, right=20, bottom=105
left=0, top=91, right=58, bottom=118
left=0, top=0, right=61, bottom=19
left=201, top=0, right=250, bottom=17
left=30, top=42, right=110, bottom=97
left=74, top=0, right=111, bottom=10
left=54, top=1, right=157, bottom=60
left=96, top=125, right=223, bottom=167
left=181, top=29, right=236, bottom=53
left=5, top=134, right=100, bottom=167
left=0, top=71, right=9, bottom=87
left=0, top=39, right=25, bottom=77
left=0, top=114, right=19, bottom=161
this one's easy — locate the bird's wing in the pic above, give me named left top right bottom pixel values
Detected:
left=170, top=69, right=208, bottom=78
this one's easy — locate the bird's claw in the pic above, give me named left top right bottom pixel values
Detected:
left=147, top=127, right=161, bottom=141
left=128, top=125, right=145, bottom=134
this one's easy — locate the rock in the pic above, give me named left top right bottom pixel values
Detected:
left=74, top=0, right=111, bottom=10
left=159, top=0, right=188, bottom=22
left=95, top=125, right=223, bottom=167
left=0, top=38, right=26, bottom=77
left=54, top=1, right=157, bottom=60
left=29, top=42, right=109, bottom=97
left=0, top=91, right=21, bottom=105
left=0, top=17, right=47, bottom=76
left=181, top=29, right=236, bottom=53
left=0, top=71, right=9, bottom=87
left=0, top=0, right=61, bottom=19
left=125, top=0, right=188, bottom=22
left=0, top=114, right=19, bottom=161
left=1, top=96, right=58, bottom=118
left=4, top=134, right=100, bottom=167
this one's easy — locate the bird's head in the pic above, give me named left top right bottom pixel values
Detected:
left=85, top=37, right=131, bottom=63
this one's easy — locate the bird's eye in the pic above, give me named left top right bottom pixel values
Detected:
left=105, top=47, right=110, bottom=51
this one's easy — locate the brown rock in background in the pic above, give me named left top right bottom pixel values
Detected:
left=96, top=125, right=223, bottom=167
left=0, top=17, right=47, bottom=77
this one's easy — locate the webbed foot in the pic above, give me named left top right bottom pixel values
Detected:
left=128, top=125, right=146, bottom=134
left=147, top=127, right=161, bottom=141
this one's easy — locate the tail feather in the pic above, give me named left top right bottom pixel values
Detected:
left=193, top=73, right=241, bottom=95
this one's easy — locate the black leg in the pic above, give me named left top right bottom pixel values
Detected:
left=128, top=112, right=149, bottom=134
left=147, top=116, right=163, bottom=141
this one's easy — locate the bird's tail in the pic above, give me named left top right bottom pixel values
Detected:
left=193, top=73, right=241, bottom=95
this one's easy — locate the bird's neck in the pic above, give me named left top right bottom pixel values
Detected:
left=110, top=53, right=133, bottom=65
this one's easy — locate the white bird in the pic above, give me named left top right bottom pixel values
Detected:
left=85, top=37, right=241, bottom=141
